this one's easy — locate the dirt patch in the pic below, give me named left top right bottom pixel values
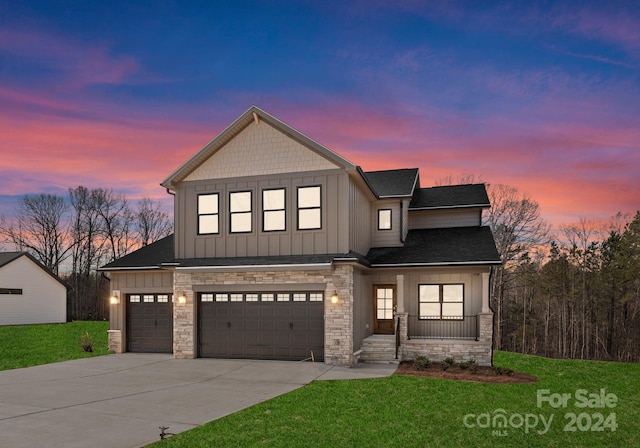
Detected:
left=394, top=361, right=538, bottom=384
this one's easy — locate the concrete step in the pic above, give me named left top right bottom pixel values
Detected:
left=359, top=335, right=397, bottom=362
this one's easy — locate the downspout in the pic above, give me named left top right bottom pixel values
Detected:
left=400, top=200, right=404, bottom=243
left=165, top=188, right=175, bottom=196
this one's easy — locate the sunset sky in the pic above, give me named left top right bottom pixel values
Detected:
left=1, top=1, right=638, bottom=232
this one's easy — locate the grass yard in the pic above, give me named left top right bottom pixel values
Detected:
left=0, top=321, right=110, bottom=371
left=151, top=351, right=639, bottom=447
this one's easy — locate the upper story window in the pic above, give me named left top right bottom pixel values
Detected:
left=378, top=209, right=392, bottom=230
left=230, top=191, right=252, bottom=233
left=297, top=185, right=321, bottom=230
left=198, top=193, right=219, bottom=235
left=262, top=188, right=286, bottom=232
left=419, top=284, right=464, bottom=320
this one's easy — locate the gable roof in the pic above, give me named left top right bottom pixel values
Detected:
left=99, top=234, right=175, bottom=270
left=366, top=227, right=501, bottom=267
left=0, top=252, right=70, bottom=289
left=409, top=184, right=490, bottom=210
left=361, top=168, right=419, bottom=198
left=161, top=106, right=357, bottom=189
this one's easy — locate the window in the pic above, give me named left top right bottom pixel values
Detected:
left=277, top=293, right=290, bottom=302
left=215, top=293, right=229, bottom=302
left=198, top=193, right=219, bottom=235
left=293, top=293, right=306, bottom=302
left=245, top=293, right=259, bottom=302
left=261, top=293, right=274, bottom=302
left=201, top=293, right=214, bottom=302
left=309, top=293, right=323, bottom=302
left=297, top=186, right=321, bottom=230
left=230, top=191, right=252, bottom=233
left=419, top=284, right=464, bottom=320
left=0, top=288, right=22, bottom=295
left=378, top=209, right=392, bottom=230
left=143, top=294, right=154, bottom=303
left=263, top=188, right=286, bottom=232
left=157, top=294, right=170, bottom=303
left=129, top=295, right=141, bottom=303
left=376, top=287, right=394, bottom=319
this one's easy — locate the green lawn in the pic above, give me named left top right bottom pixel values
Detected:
left=0, top=321, right=110, bottom=371
left=151, top=351, right=639, bottom=447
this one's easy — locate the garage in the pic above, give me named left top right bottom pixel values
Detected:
left=126, top=293, right=173, bottom=353
left=198, top=291, right=324, bottom=361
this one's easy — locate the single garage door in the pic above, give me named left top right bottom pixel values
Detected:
left=127, top=293, right=173, bottom=353
left=198, top=291, right=324, bottom=361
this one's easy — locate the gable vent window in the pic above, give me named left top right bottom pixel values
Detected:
left=378, top=209, right=392, bottom=230
left=297, top=185, right=321, bottom=230
left=230, top=191, right=252, bottom=233
left=0, top=288, right=22, bottom=295
left=198, top=193, right=219, bottom=235
left=263, top=188, right=286, bottom=232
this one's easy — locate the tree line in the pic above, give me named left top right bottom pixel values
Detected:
left=0, top=187, right=172, bottom=320
left=437, top=176, right=639, bottom=363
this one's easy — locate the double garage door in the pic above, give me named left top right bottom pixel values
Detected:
left=198, top=291, right=324, bottom=361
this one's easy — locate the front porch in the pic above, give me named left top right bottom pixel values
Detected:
left=359, top=312, right=493, bottom=366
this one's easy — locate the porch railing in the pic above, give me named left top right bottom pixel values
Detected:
left=407, top=315, right=478, bottom=341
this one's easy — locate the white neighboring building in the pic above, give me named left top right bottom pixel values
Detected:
left=0, top=252, right=68, bottom=325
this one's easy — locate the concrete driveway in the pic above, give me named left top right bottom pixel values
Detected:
left=0, top=354, right=396, bottom=448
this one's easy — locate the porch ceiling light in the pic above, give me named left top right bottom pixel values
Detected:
left=330, top=291, right=339, bottom=304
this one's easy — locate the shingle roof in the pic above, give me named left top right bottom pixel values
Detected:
left=366, top=227, right=501, bottom=266
left=0, top=252, right=24, bottom=269
left=175, top=253, right=344, bottom=268
left=409, top=184, right=490, bottom=210
left=361, top=168, right=419, bottom=198
left=99, top=234, right=175, bottom=270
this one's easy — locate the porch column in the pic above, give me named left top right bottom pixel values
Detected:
left=396, top=274, right=404, bottom=313
left=481, top=272, right=490, bottom=313
left=396, top=274, right=408, bottom=344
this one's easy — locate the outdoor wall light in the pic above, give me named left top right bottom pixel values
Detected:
left=330, top=291, right=339, bottom=304
left=109, top=292, right=120, bottom=305
left=177, top=292, right=187, bottom=304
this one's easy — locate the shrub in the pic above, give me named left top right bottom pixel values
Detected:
left=459, top=359, right=478, bottom=372
left=79, top=330, right=94, bottom=353
left=442, top=357, right=456, bottom=369
left=413, top=356, right=432, bottom=371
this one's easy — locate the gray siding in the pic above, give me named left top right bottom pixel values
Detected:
left=352, top=268, right=373, bottom=351
left=349, top=176, right=373, bottom=255
left=108, top=270, right=173, bottom=331
left=371, top=200, right=403, bottom=248
left=408, top=208, right=481, bottom=230
left=369, top=267, right=488, bottom=318
left=174, top=170, right=350, bottom=258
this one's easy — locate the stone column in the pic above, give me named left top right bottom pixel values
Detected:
left=324, top=264, right=354, bottom=367
left=173, top=272, right=196, bottom=359
left=107, top=330, right=122, bottom=353
left=482, top=271, right=491, bottom=313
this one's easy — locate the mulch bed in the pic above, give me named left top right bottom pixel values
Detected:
left=394, top=361, right=538, bottom=384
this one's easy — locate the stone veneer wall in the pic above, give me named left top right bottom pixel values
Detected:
left=399, top=312, right=494, bottom=366
left=172, top=264, right=356, bottom=366
left=107, top=329, right=123, bottom=353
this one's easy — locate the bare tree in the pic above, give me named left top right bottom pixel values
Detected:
left=483, top=184, right=550, bottom=350
left=134, top=197, right=173, bottom=246
left=93, top=188, right=135, bottom=262
left=0, top=194, right=72, bottom=274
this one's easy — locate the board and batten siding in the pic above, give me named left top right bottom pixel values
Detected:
left=348, top=176, right=373, bottom=256
left=174, top=170, right=350, bottom=259
left=371, top=200, right=403, bottom=248
left=408, top=208, right=482, bottom=230
left=108, top=270, right=173, bottom=331
left=0, top=256, right=66, bottom=325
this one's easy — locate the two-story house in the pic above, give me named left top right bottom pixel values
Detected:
left=101, top=106, right=501, bottom=366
